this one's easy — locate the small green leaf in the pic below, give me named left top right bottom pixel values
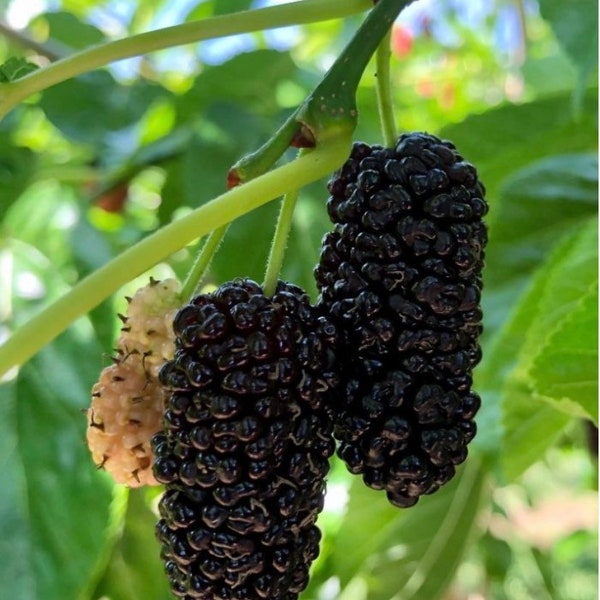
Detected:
left=529, top=285, right=598, bottom=424
left=212, top=0, right=253, bottom=15
left=510, top=218, right=597, bottom=368
left=488, top=153, right=597, bottom=289
left=210, top=202, right=279, bottom=284
left=184, top=0, right=253, bottom=21
left=160, top=132, right=237, bottom=224
left=0, top=57, right=38, bottom=83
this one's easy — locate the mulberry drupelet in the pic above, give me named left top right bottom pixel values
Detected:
left=314, top=132, right=488, bottom=508
left=153, top=278, right=338, bottom=599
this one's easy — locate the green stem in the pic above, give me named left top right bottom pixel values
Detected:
left=231, top=0, right=415, bottom=184
left=296, top=0, right=416, bottom=141
left=375, top=28, right=397, bottom=147
left=262, top=187, right=301, bottom=297
left=0, top=0, right=371, bottom=121
left=228, top=115, right=300, bottom=186
left=179, top=225, right=229, bottom=302
left=0, top=134, right=351, bottom=377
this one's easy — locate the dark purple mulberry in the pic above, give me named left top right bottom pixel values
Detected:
left=153, top=279, right=338, bottom=599
left=314, top=132, right=487, bottom=508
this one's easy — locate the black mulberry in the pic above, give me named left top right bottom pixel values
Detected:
left=314, top=132, right=487, bottom=508
left=153, top=278, right=338, bottom=599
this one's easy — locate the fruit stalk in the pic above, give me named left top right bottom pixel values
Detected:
left=314, top=133, right=488, bottom=507
left=375, top=28, right=398, bottom=147
left=180, top=225, right=229, bottom=302
left=262, top=187, right=301, bottom=298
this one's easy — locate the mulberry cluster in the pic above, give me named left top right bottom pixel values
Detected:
left=314, top=132, right=487, bottom=507
left=86, top=278, right=180, bottom=487
left=153, top=279, right=338, bottom=599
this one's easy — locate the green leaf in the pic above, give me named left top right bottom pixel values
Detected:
left=210, top=202, right=279, bottom=284
left=0, top=135, right=37, bottom=219
left=0, top=381, right=36, bottom=600
left=40, top=72, right=165, bottom=145
left=489, top=153, right=597, bottom=284
left=509, top=218, right=597, bottom=370
left=335, top=460, right=486, bottom=600
left=440, top=89, right=597, bottom=201
left=9, top=326, right=115, bottom=600
left=331, top=479, right=398, bottom=589
left=212, top=0, right=253, bottom=16
left=159, top=107, right=269, bottom=224
left=177, top=49, right=299, bottom=120
left=92, top=489, right=172, bottom=600
left=538, top=0, right=598, bottom=80
left=489, top=219, right=598, bottom=480
left=472, top=152, right=597, bottom=459
left=184, top=0, right=253, bottom=21
left=529, top=285, right=598, bottom=424
left=40, top=11, right=105, bottom=50
left=475, top=218, right=596, bottom=460
left=500, top=382, right=571, bottom=482
left=484, top=152, right=597, bottom=334
left=0, top=57, right=39, bottom=82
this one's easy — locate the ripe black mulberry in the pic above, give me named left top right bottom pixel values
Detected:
left=153, top=278, right=338, bottom=599
left=314, top=132, right=487, bottom=508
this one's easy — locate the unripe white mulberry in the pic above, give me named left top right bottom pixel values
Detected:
left=86, top=277, right=181, bottom=487
left=119, top=277, right=181, bottom=378
left=87, top=356, right=165, bottom=486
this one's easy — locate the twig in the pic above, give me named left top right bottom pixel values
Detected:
left=0, top=19, right=67, bottom=61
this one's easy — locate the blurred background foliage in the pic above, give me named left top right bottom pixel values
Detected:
left=0, top=0, right=597, bottom=599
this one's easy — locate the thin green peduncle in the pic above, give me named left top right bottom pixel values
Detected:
left=262, top=175, right=304, bottom=298
left=180, top=225, right=229, bottom=303
left=375, top=28, right=398, bottom=147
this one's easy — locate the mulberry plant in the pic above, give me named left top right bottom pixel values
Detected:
left=314, top=132, right=488, bottom=507
left=152, top=279, right=339, bottom=599
left=0, top=0, right=536, bottom=599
